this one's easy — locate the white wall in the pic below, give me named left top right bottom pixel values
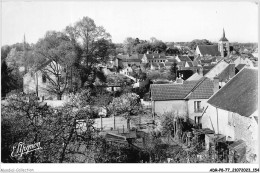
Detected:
left=187, top=99, right=209, bottom=122
left=153, top=100, right=187, bottom=117
left=202, top=105, right=235, bottom=140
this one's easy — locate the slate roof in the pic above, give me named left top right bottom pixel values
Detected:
left=151, top=77, right=214, bottom=101
left=178, top=55, right=192, bottom=62
left=197, top=45, right=221, bottom=56
left=202, top=65, right=215, bottom=75
left=235, top=64, right=246, bottom=71
left=186, top=73, right=203, bottom=81
left=208, top=68, right=258, bottom=117
left=187, top=62, right=193, bottom=67
left=201, top=57, right=217, bottom=64
left=219, top=29, right=229, bottom=42
left=216, top=64, right=235, bottom=82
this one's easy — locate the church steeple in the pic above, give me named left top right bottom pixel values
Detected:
left=23, top=34, right=27, bottom=51
left=218, top=28, right=230, bottom=57
left=219, top=28, right=229, bottom=42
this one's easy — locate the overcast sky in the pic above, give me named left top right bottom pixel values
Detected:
left=1, top=1, right=259, bottom=45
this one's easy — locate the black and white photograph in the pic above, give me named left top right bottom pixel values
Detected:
left=1, top=0, right=259, bottom=172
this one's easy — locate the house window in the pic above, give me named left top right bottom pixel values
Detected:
left=195, top=116, right=202, bottom=128
left=194, top=101, right=203, bottom=112
left=42, top=74, right=47, bottom=83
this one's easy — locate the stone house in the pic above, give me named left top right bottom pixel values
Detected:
left=202, top=67, right=258, bottom=163
left=150, top=77, right=215, bottom=124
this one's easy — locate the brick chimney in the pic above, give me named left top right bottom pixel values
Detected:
left=176, top=78, right=183, bottom=84
left=213, top=77, right=219, bottom=93
left=198, top=67, right=203, bottom=76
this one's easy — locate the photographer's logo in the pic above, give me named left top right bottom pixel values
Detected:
left=11, top=142, right=42, bottom=157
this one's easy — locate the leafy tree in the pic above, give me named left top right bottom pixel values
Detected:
left=150, top=37, right=159, bottom=43
left=65, top=16, right=112, bottom=88
left=1, top=61, right=19, bottom=97
left=1, top=45, right=11, bottom=62
left=108, top=93, right=142, bottom=129
left=135, top=42, right=152, bottom=54
left=123, top=37, right=135, bottom=54
left=160, top=112, right=177, bottom=137
left=189, top=39, right=213, bottom=50
left=1, top=90, right=98, bottom=163
left=34, top=31, right=75, bottom=100
left=1, top=92, right=54, bottom=163
left=151, top=41, right=167, bottom=53
left=133, top=38, right=140, bottom=46
left=170, top=60, right=178, bottom=81
left=166, top=47, right=180, bottom=55
left=94, top=137, right=145, bottom=163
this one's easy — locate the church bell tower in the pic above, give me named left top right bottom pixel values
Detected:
left=218, top=29, right=230, bottom=57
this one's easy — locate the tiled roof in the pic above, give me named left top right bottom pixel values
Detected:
left=144, top=53, right=166, bottom=59
left=122, top=59, right=141, bottom=63
left=117, top=54, right=142, bottom=63
left=165, top=62, right=173, bottom=66
left=116, top=54, right=129, bottom=60
left=208, top=68, right=258, bottom=117
left=185, top=78, right=214, bottom=99
left=178, top=55, right=192, bottom=62
left=151, top=77, right=214, bottom=101
left=197, top=45, right=221, bottom=56
left=201, top=57, right=217, bottom=64
left=202, top=65, right=215, bottom=75
left=167, top=58, right=178, bottom=63
left=130, top=54, right=143, bottom=59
